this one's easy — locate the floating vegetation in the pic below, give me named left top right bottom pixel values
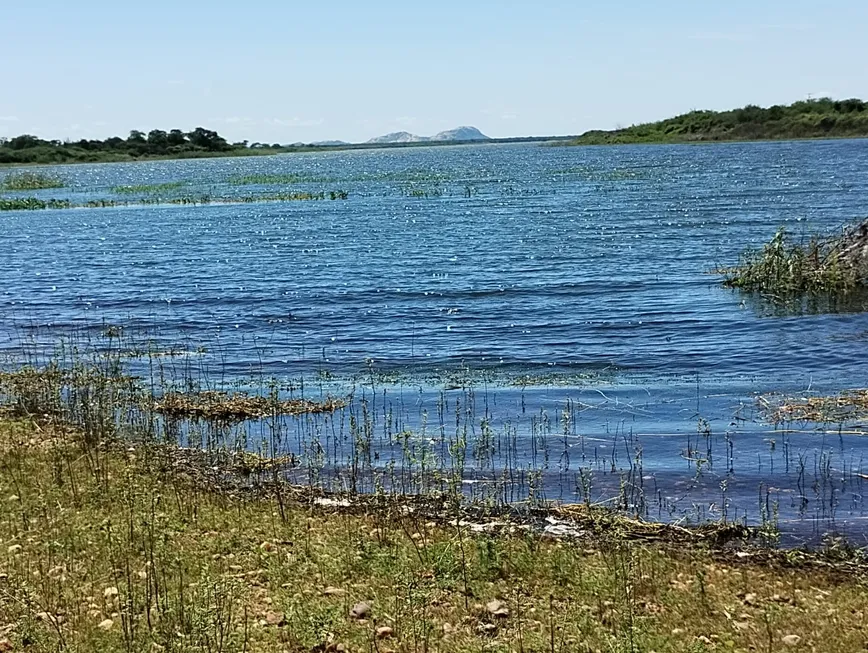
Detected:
left=0, top=197, right=71, bottom=211
left=0, top=191, right=349, bottom=212
left=760, top=389, right=868, bottom=424
left=549, top=165, right=659, bottom=182
left=404, top=186, right=444, bottom=198
left=229, top=173, right=331, bottom=185
left=111, top=181, right=186, bottom=194
left=722, top=222, right=868, bottom=296
left=154, top=390, right=346, bottom=422
left=0, top=170, right=66, bottom=190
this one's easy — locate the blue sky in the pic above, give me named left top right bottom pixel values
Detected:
left=2, top=1, right=866, bottom=143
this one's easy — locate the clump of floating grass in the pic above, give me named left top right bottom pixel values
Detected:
left=0, top=171, right=66, bottom=190
left=111, top=181, right=185, bottom=194
left=722, top=222, right=868, bottom=295
left=1, top=191, right=349, bottom=211
left=0, top=197, right=71, bottom=211
left=229, top=173, right=335, bottom=185
left=760, top=389, right=868, bottom=423
left=154, top=390, right=346, bottom=422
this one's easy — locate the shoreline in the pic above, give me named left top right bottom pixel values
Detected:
left=0, top=413, right=865, bottom=651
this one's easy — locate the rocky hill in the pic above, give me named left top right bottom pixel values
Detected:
left=366, top=126, right=489, bottom=144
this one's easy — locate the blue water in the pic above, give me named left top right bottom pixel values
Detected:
left=3, top=140, right=868, bottom=543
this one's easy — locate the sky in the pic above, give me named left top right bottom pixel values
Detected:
left=2, top=0, right=867, bottom=144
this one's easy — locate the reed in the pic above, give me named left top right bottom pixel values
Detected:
left=722, top=224, right=868, bottom=295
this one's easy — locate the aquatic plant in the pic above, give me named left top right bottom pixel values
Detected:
left=722, top=223, right=868, bottom=295
left=111, top=181, right=185, bottom=194
left=0, top=171, right=66, bottom=190
left=0, top=191, right=349, bottom=212
left=0, top=197, right=71, bottom=211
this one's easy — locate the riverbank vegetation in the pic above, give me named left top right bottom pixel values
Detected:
left=570, top=98, right=868, bottom=145
left=721, top=220, right=868, bottom=296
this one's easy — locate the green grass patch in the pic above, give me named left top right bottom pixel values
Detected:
left=0, top=171, right=66, bottom=190
left=0, top=197, right=71, bottom=211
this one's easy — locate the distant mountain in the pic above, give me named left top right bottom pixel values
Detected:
left=431, top=126, right=489, bottom=141
left=311, top=140, right=350, bottom=146
left=366, top=126, right=489, bottom=144
left=366, top=131, right=427, bottom=144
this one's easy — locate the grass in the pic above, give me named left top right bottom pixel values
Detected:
left=721, top=225, right=867, bottom=296
left=111, top=182, right=186, bottom=195
left=0, top=171, right=66, bottom=191
left=759, top=389, right=868, bottom=424
left=1, top=415, right=867, bottom=652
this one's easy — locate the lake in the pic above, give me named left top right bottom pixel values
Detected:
left=2, top=140, right=868, bottom=544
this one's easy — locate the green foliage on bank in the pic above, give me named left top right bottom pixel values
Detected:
left=571, top=98, right=868, bottom=145
left=0, top=127, right=290, bottom=165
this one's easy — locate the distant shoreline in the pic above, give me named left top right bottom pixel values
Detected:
left=565, top=97, right=868, bottom=146
left=0, top=135, right=575, bottom=169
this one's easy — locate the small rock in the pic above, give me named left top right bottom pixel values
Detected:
left=486, top=599, right=509, bottom=618
left=7, top=544, right=22, bottom=555
left=98, top=618, right=114, bottom=631
left=743, top=592, right=757, bottom=605
left=671, top=628, right=685, bottom=635
left=781, top=635, right=801, bottom=646
left=264, top=611, right=285, bottom=626
left=350, top=601, right=371, bottom=619
left=376, top=626, right=394, bottom=639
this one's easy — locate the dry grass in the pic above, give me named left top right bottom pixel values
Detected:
left=760, top=389, right=868, bottom=423
left=0, top=417, right=866, bottom=652
left=153, top=391, right=346, bottom=423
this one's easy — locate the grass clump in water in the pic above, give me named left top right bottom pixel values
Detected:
left=0, top=197, right=71, bottom=211
left=154, top=390, right=346, bottom=423
left=722, top=223, right=868, bottom=295
left=0, top=171, right=66, bottom=190
left=760, top=388, right=868, bottom=423
left=111, top=181, right=185, bottom=194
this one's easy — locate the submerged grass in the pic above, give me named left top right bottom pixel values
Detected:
left=0, top=191, right=349, bottom=211
left=722, top=224, right=868, bottom=296
left=0, top=415, right=866, bottom=652
left=111, top=181, right=186, bottom=194
left=0, top=171, right=65, bottom=190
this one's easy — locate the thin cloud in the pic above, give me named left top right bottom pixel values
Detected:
left=270, top=117, right=324, bottom=128
left=0, top=116, right=19, bottom=122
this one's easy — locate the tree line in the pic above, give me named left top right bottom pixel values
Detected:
left=0, top=128, right=286, bottom=164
